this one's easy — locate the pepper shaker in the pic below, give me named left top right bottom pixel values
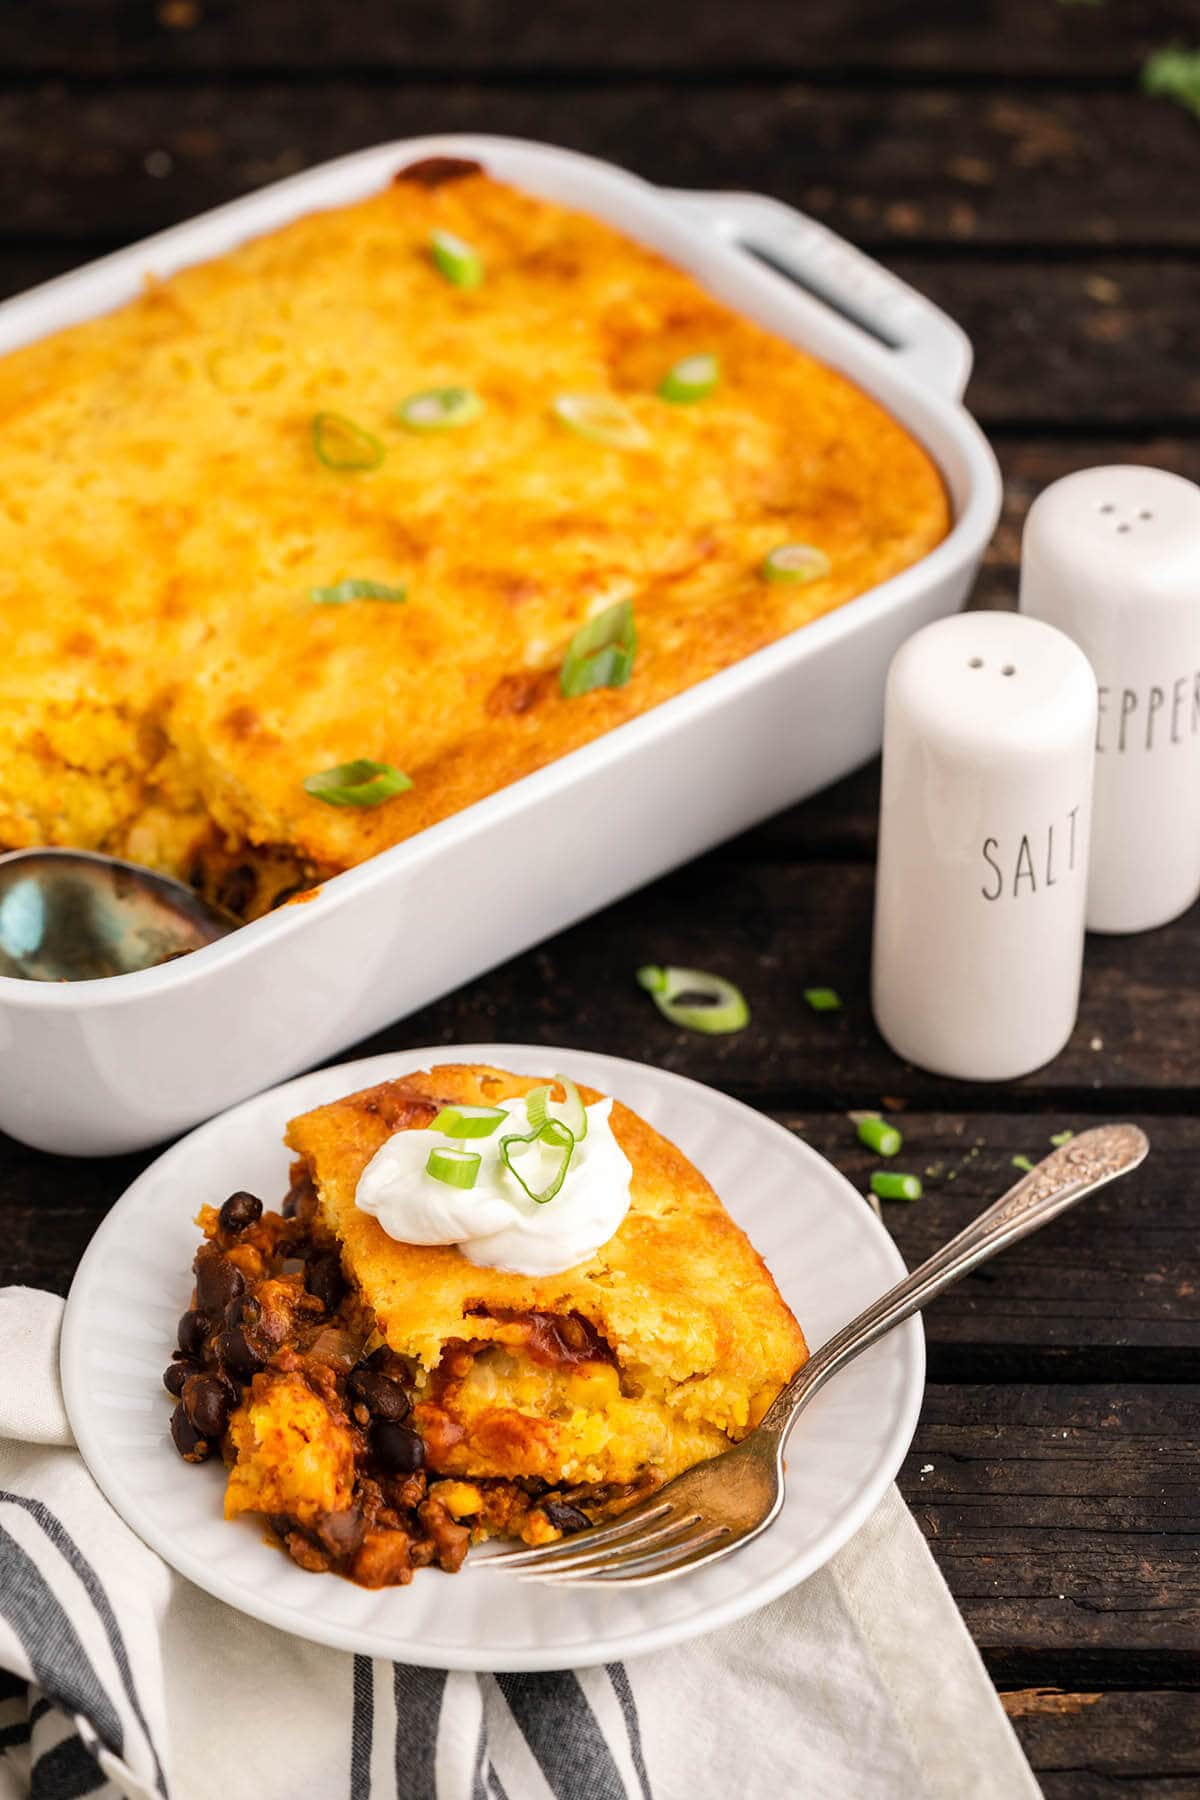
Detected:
left=872, top=611, right=1097, bottom=1082
left=1019, top=465, right=1200, bottom=933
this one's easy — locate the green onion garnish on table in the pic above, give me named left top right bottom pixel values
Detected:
left=396, top=386, right=482, bottom=432
left=857, top=1115, right=903, bottom=1158
left=658, top=353, right=720, bottom=404
left=430, top=1104, right=506, bottom=1138
left=804, top=987, right=842, bottom=1012
left=426, top=1147, right=481, bottom=1189
left=310, top=578, right=407, bottom=606
left=552, top=393, right=650, bottom=451
left=636, top=964, right=750, bottom=1035
left=1012, top=1154, right=1035, bottom=1174
left=762, top=543, right=832, bottom=585
left=560, top=599, right=637, bottom=697
left=302, top=759, right=412, bottom=807
left=429, top=229, right=483, bottom=289
left=500, top=1119, right=577, bottom=1205
left=1049, top=1130, right=1075, bottom=1148
left=871, top=1171, right=923, bottom=1202
left=312, top=411, right=385, bottom=471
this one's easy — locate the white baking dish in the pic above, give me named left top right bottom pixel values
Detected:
left=0, top=134, right=1001, bottom=1155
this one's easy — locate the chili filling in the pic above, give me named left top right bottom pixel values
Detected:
left=163, top=1174, right=650, bottom=1587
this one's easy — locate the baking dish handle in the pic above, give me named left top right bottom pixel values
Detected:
left=663, top=189, right=973, bottom=404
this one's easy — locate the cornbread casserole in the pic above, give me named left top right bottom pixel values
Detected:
left=2, top=158, right=949, bottom=920
left=164, top=1064, right=807, bottom=1586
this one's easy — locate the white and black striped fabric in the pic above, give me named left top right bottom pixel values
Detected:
left=0, top=1290, right=1040, bottom=1800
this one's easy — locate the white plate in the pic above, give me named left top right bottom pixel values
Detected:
left=62, top=1044, right=924, bottom=1671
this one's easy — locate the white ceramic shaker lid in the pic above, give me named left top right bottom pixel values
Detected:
left=871, top=610, right=1097, bottom=1082
left=1019, top=465, right=1200, bottom=933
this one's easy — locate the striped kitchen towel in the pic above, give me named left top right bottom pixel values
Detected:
left=0, top=1288, right=1038, bottom=1800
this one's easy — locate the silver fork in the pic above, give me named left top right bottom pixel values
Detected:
left=485, top=1123, right=1148, bottom=1586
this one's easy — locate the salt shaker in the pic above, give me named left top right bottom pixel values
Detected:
left=1019, top=465, right=1200, bottom=933
left=872, top=611, right=1097, bottom=1082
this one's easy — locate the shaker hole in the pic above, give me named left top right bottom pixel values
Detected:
left=968, top=657, right=984, bottom=669
left=1138, top=509, right=1154, bottom=521
left=1117, top=523, right=1131, bottom=533
left=1001, top=664, right=1016, bottom=677
left=1099, top=503, right=1115, bottom=514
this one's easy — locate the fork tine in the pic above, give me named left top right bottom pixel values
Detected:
left=534, top=1524, right=733, bottom=1586
left=508, top=1511, right=702, bottom=1580
left=483, top=1499, right=674, bottom=1570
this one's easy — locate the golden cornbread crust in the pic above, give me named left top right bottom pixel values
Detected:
left=0, top=164, right=949, bottom=915
left=286, top=1064, right=808, bottom=1489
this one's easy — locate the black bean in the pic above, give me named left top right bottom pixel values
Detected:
left=316, top=1508, right=366, bottom=1557
left=304, top=1251, right=345, bottom=1313
left=194, top=1246, right=245, bottom=1316
left=218, top=1190, right=263, bottom=1234
left=541, top=1500, right=591, bottom=1533
left=182, top=1373, right=231, bottom=1439
left=371, top=1420, right=425, bottom=1474
left=163, top=1357, right=199, bottom=1398
left=177, top=1309, right=206, bottom=1356
left=216, top=862, right=257, bottom=916
left=216, top=1325, right=264, bottom=1380
left=170, top=1403, right=209, bottom=1461
left=366, top=1344, right=410, bottom=1382
left=349, top=1370, right=411, bottom=1422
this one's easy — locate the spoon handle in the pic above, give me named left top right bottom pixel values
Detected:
left=761, top=1123, right=1149, bottom=1442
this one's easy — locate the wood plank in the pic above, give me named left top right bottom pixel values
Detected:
left=0, top=83, right=1197, bottom=252
left=794, top=1113, right=1200, bottom=1374
left=1004, top=1690, right=1200, bottom=1799
left=1, top=1, right=1193, bottom=78
left=900, top=1384, right=1200, bottom=1668
left=904, top=260, right=1200, bottom=427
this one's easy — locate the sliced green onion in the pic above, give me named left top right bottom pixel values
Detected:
left=302, top=759, right=412, bottom=807
left=552, top=393, right=650, bottom=451
left=429, top=229, right=483, bottom=289
left=310, top=578, right=408, bottom=606
left=426, top=1147, right=481, bottom=1189
left=1049, top=1130, right=1074, bottom=1148
left=857, top=1115, right=903, bottom=1158
left=312, top=411, right=384, bottom=471
left=500, top=1119, right=576, bottom=1205
left=658, top=353, right=720, bottom=404
left=396, top=386, right=482, bottom=432
left=430, top=1104, right=506, bottom=1139
left=804, top=987, right=842, bottom=1012
left=560, top=599, right=637, bottom=698
left=526, top=1077, right=588, bottom=1141
left=762, top=543, right=832, bottom=585
left=1012, top=1154, right=1035, bottom=1174
left=524, top=1085, right=552, bottom=1131
left=635, top=964, right=750, bottom=1035
left=871, top=1171, right=923, bottom=1202
left=551, top=1075, right=588, bottom=1142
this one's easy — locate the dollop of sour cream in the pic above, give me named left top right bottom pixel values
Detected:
left=354, top=1094, right=633, bottom=1276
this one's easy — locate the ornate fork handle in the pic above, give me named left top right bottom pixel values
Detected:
left=760, top=1123, right=1149, bottom=1444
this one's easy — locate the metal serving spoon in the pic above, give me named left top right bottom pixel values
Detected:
left=0, top=847, right=236, bottom=981
left=489, top=1122, right=1150, bottom=1586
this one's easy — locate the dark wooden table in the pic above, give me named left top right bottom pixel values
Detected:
left=3, top=3, right=1199, bottom=1791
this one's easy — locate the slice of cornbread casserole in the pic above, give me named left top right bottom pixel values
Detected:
left=164, top=1065, right=807, bottom=1587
